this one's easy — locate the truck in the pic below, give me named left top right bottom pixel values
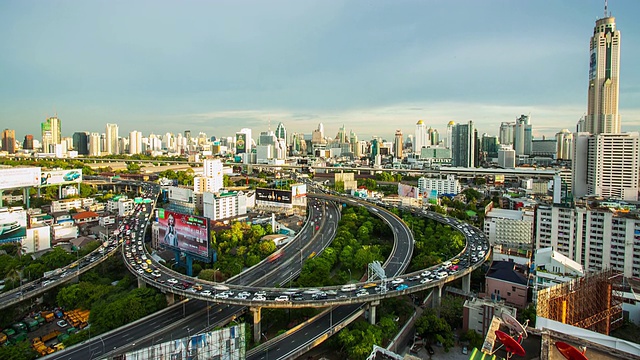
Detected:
left=32, top=340, right=54, bottom=356
left=10, top=332, right=28, bottom=344
left=57, top=333, right=69, bottom=343
left=11, top=322, right=27, bottom=333
left=40, top=330, right=61, bottom=343
left=0, top=332, right=7, bottom=345
left=43, top=268, right=64, bottom=279
left=24, top=317, right=39, bottom=331
left=42, top=311, right=55, bottom=323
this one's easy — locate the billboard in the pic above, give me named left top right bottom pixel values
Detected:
left=494, top=174, right=505, bottom=185
left=0, top=167, right=41, bottom=190
left=157, top=209, right=209, bottom=259
left=40, top=169, right=83, bottom=187
left=235, top=133, right=247, bottom=154
left=398, top=183, right=418, bottom=199
left=256, top=188, right=292, bottom=205
left=291, top=183, right=307, bottom=198
left=0, top=207, right=28, bottom=244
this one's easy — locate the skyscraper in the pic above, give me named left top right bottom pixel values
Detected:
left=129, top=130, right=142, bottom=155
left=394, top=130, right=403, bottom=159
left=41, top=116, right=61, bottom=152
left=514, top=114, right=532, bottom=156
left=105, top=123, right=119, bottom=155
left=555, top=129, right=573, bottom=160
left=2, top=129, right=15, bottom=154
left=275, top=122, right=286, bottom=141
left=72, top=132, right=89, bottom=155
left=414, top=120, right=428, bottom=153
left=89, top=133, right=100, bottom=156
left=586, top=3, right=621, bottom=134
left=451, top=120, right=476, bottom=168
left=23, top=135, right=34, bottom=150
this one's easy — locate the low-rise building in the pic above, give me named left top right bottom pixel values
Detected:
left=533, top=247, right=584, bottom=303
left=51, top=222, right=78, bottom=243
left=484, top=260, right=529, bottom=309
left=23, top=225, right=51, bottom=254
left=51, top=198, right=95, bottom=213
left=72, top=211, right=100, bottom=225
left=203, top=191, right=247, bottom=221
left=463, top=297, right=517, bottom=336
left=417, top=175, right=461, bottom=196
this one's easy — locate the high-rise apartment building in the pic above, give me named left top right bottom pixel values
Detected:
left=586, top=5, right=621, bottom=135
left=572, top=132, right=640, bottom=201
left=105, top=123, right=119, bottom=155
left=414, top=120, right=428, bottom=154
left=394, top=130, right=403, bottom=159
left=2, top=129, right=15, bottom=153
left=129, top=130, right=142, bottom=155
left=451, top=120, right=476, bottom=168
left=445, top=121, right=454, bottom=149
left=89, top=133, right=101, bottom=156
left=41, top=116, right=61, bottom=152
left=535, top=200, right=640, bottom=278
left=499, top=122, right=515, bottom=146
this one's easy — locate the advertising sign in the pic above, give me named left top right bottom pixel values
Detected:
left=291, top=183, right=307, bottom=197
left=235, top=133, right=247, bottom=154
left=256, top=188, right=292, bottom=204
left=398, top=183, right=418, bottom=199
left=0, top=207, right=27, bottom=244
left=40, top=169, right=83, bottom=187
left=494, top=174, right=505, bottom=185
left=589, top=49, right=597, bottom=81
left=0, top=167, right=41, bottom=190
left=157, top=209, right=209, bottom=259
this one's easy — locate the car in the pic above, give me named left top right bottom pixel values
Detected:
left=275, top=295, right=289, bottom=302
left=421, top=271, right=431, bottom=278
left=356, top=290, right=368, bottom=297
left=252, top=295, right=267, bottom=301
left=57, top=320, right=68, bottom=328
left=136, top=268, right=144, bottom=274
left=201, top=290, right=212, bottom=296
left=391, top=278, right=404, bottom=285
left=426, top=344, right=435, bottom=355
left=408, top=275, right=421, bottom=281
left=462, top=346, right=468, bottom=355
left=420, top=277, right=432, bottom=284
left=215, top=292, right=229, bottom=299
left=63, top=171, right=81, bottom=181
left=167, top=278, right=178, bottom=284
left=292, top=294, right=305, bottom=301
left=395, top=284, right=409, bottom=291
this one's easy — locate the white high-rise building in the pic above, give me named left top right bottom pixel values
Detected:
left=499, top=122, right=515, bottom=146
left=414, top=120, right=428, bottom=154
left=445, top=121, right=454, bottom=149
left=89, top=132, right=100, bottom=156
left=484, top=208, right=534, bottom=249
left=572, top=132, right=640, bottom=201
left=129, top=130, right=142, bottom=155
left=497, top=146, right=516, bottom=169
left=555, top=129, right=573, bottom=160
left=105, top=123, right=119, bottom=155
left=194, top=158, right=224, bottom=193
left=417, top=175, right=461, bottom=196
left=586, top=5, right=621, bottom=135
left=535, top=200, right=640, bottom=278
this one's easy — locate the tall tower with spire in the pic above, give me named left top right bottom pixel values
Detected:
left=586, top=0, right=621, bottom=134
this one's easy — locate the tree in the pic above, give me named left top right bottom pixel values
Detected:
left=460, top=329, right=484, bottom=350
left=415, top=308, right=455, bottom=351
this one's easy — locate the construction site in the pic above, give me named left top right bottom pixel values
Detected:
left=536, top=268, right=624, bottom=335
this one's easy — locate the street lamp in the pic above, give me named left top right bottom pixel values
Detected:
left=261, top=333, right=269, bottom=360
left=348, top=268, right=352, bottom=283
left=99, top=337, right=105, bottom=355
left=214, top=268, right=220, bottom=283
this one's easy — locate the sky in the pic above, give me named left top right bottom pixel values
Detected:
left=1, top=0, right=639, bottom=143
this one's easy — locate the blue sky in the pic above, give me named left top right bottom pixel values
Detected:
left=1, top=0, right=639, bottom=143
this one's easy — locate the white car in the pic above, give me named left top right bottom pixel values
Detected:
left=201, top=290, right=212, bottom=296
left=238, top=291, right=251, bottom=298
left=356, top=290, right=368, bottom=297
left=391, top=278, right=404, bottom=285
left=275, top=295, right=289, bottom=302
left=215, top=292, right=229, bottom=299
left=420, top=277, right=432, bottom=284
left=421, top=271, right=431, bottom=278
left=253, top=295, right=266, bottom=301
left=167, top=278, right=178, bottom=284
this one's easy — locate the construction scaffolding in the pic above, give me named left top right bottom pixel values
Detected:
left=536, top=268, right=623, bottom=335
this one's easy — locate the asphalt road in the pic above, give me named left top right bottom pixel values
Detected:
left=45, top=196, right=340, bottom=360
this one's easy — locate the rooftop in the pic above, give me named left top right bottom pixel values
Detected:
left=486, top=261, right=528, bottom=286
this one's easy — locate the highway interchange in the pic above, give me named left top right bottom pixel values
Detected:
left=25, top=178, right=492, bottom=359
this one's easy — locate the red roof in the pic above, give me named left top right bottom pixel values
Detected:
left=72, top=211, right=100, bottom=220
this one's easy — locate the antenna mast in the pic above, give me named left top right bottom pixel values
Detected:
left=604, top=0, right=608, bottom=18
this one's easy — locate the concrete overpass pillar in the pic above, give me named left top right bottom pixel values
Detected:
left=369, top=301, right=379, bottom=325
left=432, top=284, right=443, bottom=308
left=462, top=273, right=471, bottom=294
left=251, top=307, right=262, bottom=344
left=166, top=292, right=175, bottom=306
left=137, top=278, right=146, bottom=288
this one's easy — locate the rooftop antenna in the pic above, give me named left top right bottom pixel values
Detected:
left=604, top=0, right=608, bottom=18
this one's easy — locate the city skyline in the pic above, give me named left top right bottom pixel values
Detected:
left=1, top=0, right=639, bottom=141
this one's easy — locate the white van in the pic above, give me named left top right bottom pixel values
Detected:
left=340, top=284, right=357, bottom=292
left=442, top=261, right=452, bottom=268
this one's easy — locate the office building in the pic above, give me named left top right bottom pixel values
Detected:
left=23, top=135, right=34, bottom=150
left=105, top=123, right=119, bottom=155
left=451, top=120, right=476, bottom=168
left=2, top=129, right=15, bottom=153
left=586, top=6, right=621, bottom=135
left=203, top=191, right=247, bottom=221
left=481, top=134, right=499, bottom=160
left=514, top=115, right=532, bottom=156
left=555, top=129, right=573, bottom=160
left=572, top=132, right=640, bottom=201
left=414, top=120, right=428, bottom=154
left=499, top=122, right=515, bottom=146
left=275, top=122, right=286, bottom=141
left=41, top=116, right=61, bottom=152
left=393, top=130, right=403, bottom=159
left=483, top=208, right=534, bottom=249
left=89, top=133, right=101, bottom=156
left=72, top=132, right=89, bottom=155
left=417, top=175, right=460, bottom=196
